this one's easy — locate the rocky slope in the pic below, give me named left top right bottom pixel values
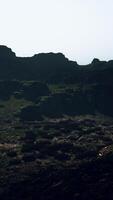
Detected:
left=0, top=46, right=113, bottom=199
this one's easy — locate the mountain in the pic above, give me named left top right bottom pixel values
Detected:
left=0, top=45, right=113, bottom=84
left=0, top=46, right=113, bottom=200
left=0, top=45, right=113, bottom=118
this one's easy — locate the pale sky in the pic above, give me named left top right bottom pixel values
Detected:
left=0, top=0, right=113, bottom=64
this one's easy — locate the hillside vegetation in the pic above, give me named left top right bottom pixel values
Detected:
left=0, top=46, right=113, bottom=199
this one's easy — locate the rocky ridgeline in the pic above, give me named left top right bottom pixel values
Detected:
left=0, top=45, right=113, bottom=84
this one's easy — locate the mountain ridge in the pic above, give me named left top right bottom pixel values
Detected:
left=0, top=45, right=113, bottom=84
left=0, top=45, right=112, bottom=65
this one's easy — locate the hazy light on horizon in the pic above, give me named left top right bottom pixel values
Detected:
left=0, top=0, right=113, bottom=64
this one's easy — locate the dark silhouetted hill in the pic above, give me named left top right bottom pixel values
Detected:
left=0, top=45, right=113, bottom=118
left=0, top=45, right=113, bottom=84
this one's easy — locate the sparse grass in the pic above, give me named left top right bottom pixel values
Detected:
left=48, top=84, right=80, bottom=93
left=0, top=96, right=33, bottom=119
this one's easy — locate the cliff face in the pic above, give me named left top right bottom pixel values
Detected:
left=0, top=45, right=113, bottom=84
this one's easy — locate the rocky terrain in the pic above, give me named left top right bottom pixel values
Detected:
left=0, top=46, right=113, bottom=199
left=0, top=117, right=112, bottom=199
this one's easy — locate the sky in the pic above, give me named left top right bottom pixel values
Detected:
left=0, top=0, right=113, bottom=64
